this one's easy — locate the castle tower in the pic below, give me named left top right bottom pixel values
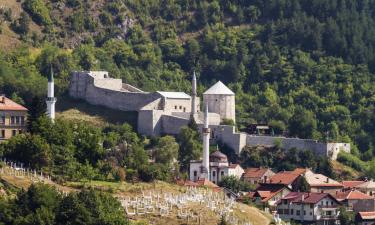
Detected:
left=203, top=81, right=235, bottom=123
left=201, top=105, right=210, bottom=180
left=191, top=71, right=197, bottom=114
left=46, top=66, right=57, bottom=122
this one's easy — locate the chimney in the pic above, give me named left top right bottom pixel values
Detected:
left=0, top=95, right=4, bottom=103
left=301, top=194, right=305, bottom=202
left=326, top=177, right=329, bottom=183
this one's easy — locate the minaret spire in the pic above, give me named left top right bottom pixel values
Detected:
left=202, top=104, right=210, bottom=180
left=46, top=65, right=57, bottom=122
left=191, top=71, right=197, bottom=114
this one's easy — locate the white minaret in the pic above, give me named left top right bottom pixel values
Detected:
left=201, top=104, right=210, bottom=180
left=191, top=71, right=197, bottom=114
left=46, top=66, right=56, bottom=122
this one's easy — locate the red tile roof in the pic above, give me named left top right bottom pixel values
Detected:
left=0, top=96, right=27, bottom=111
left=254, top=184, right=290, bottom=202
left=335, top=190, right=374, bottom=201
left=281, top=192, right=337, bottom=204
left=243, top=168, right=270, bottom=178
left=196, top=178, right=219, bottom=188
left=291, top=168, right=307, bottom=175
left=176, top=179, right=199, bottom=187
left=268, top=171, right=300, bottom=185
left=342, top=181, right=366, bottom=188
left=358, top=211, right=375, bottom=220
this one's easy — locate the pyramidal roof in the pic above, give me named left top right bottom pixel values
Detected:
left=203, top=81, right=234, bottom=95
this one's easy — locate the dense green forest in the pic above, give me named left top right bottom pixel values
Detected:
left=0, top=0, right=374, bottom=173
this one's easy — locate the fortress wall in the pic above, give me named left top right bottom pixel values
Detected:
left=94, top=77, right=123, bottom=90
left=213, top=125, right=247, bottom=154
left=203, top=94, right=236, bottom=122
left=69, top=71, right=161, bottom=111
left=245, top=135, right=332, bottom=157
left=138, top=110, right=164, bottom=136
left=327, top=143, right=350, bottom=160
left=122, top=83, right=144, bottom=92
left=161, top=115, right=190, bottom=135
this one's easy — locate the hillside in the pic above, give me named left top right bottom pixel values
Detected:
left=0, top=0, right=374, bottom=216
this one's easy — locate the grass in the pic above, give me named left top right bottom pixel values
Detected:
left=56, top=96, right=138, bottom=128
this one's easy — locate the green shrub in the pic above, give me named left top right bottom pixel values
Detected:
left=23, top=0, right=52, bottom=25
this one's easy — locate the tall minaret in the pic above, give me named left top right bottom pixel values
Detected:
left=202, top=104, right=210, bottom=180
left=46, top=66, right=57, bottom=122
left=191, top=71, right=197, bottom=114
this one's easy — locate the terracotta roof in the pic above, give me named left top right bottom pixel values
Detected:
left=196, top=178, right=219, bottom=188
left=176, top=179, right=199, bottom=187
left=268, top=171, right=300, bottom=185
left=254, top=184, right=290, bottom=202
left=357, top=180, right=375, bottom=189
left=358, top=211, right=375, bottom=220
left=304, top=170, right=342, bottom=187
left=281, top=192, right=337, bottom=204
left=335, top=190, right=373, bottom=201
left=243, top=168, right=271, bottom=178
left=291, top=168, right=307, bottom=175
left=0, top=96, right=27, bottom=111
left=342, top=181, right=366, bottom=188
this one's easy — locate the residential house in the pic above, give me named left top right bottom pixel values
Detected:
left=342, top=181, right=366, bottom=191
left=356, top=180, right=375, bottom=197
left=243, top=167, right=275, bottom=185
left=356, top=211, right=375, bottom=225
left=276, top=192, right=340, bottom=225
left=0, top=96, right=28, bottom=141
left=252, top=184, right=291, bottom=210
left=303, top=169, right=343, bottom=194
left=335, top=190, right=375, bottom=212
left=266, top=170, right=303, bottom=190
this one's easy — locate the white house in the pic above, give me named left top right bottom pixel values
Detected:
left=276, top=192, right=340, bottom=225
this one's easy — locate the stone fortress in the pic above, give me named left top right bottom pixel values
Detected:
left=69, top=71, right=350, bottom=160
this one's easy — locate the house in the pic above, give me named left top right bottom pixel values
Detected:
left=252, top=184, right=291, bottom=210
left=303, top=169, right=343, bottom=194
left=243, top=167, right=275, bottom=185
left=276, top=192, right=340, bottom=225
left=356, top=211, right=375, bottom=225
left=334, top=190, right=375, bottom=212
left=342, top=181, right=366, bottom=191
left=0, top=96, right=28, bottom=141
left=266, top=170, right=303, bottom=190
left=356, top=180, right=375, bottom=197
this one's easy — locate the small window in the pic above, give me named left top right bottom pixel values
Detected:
left=0, top=130, right=4, bottom=138
left=283, top=200, right=287, bottom=205
left=296, top=210, right=300, bottom=216
left=175, top=106, right=177, bottom=109
left=15, top=116, right=20, bottom=124
left=310, top=203, right=314, bottom=208
left=213, top=171, right=216, bottom=177
left=291, top=209, right=294, bottom=215
left=20, top=116, right=25, bottom=125
left=11, top=116, right=15, bottom=124
left=12, top=130, right=17, bottom=136
left=0, top=116, right=5, bottom=124
left=194, top=171, right=197, bottom=176
left=183, top=107, right=186, bottom=112
left=304, top=210, right=306, bottom=215
left=310, top=212, right=312, bottom=215
left=179, top=106, right=182, bottom=109
left=221, top=171, right=224, bottom=176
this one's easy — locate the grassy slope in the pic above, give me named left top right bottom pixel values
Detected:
left=1, top=171, right=271, bottom=225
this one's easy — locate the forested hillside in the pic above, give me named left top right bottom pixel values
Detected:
left=0, top=0, right=374, bottom=165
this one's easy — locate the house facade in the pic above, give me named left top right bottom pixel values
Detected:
left=243, top=167, right=275, bottom=185
left=276, top=192, right=340, bottom=225
left=0, top=96, right=28, bottom=141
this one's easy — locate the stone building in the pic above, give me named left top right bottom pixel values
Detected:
left=0, top=96, right=27, bottom=141
left=69, top=71, right=350, bottom=159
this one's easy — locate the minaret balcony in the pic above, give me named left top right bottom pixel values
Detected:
left=46, top=97, right=57, bottom=102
